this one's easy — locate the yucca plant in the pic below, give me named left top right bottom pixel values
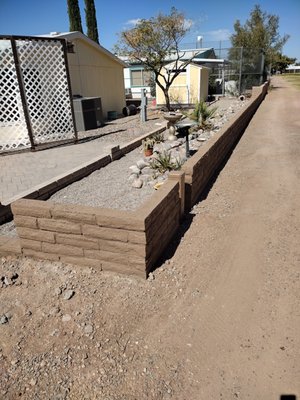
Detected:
left=151, top=131, right=165, bottom=143
left=150, top=151, right=182, bottom=173
left=190, top=100, right=217, bottom=128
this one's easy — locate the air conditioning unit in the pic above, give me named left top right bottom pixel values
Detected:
left=73, top=97, right=104, bottom=131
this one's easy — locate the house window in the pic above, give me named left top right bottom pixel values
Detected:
left=131, top=69, right=152, bottom=86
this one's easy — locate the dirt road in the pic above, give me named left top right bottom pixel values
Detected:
left=1, top=76, right=299, bottom=399
left=151, top=75, right=300, bottom=398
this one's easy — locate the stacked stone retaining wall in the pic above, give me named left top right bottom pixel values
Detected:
left=11, top=173, right=183, bottom=278
left=1, top=83, right=269, bottom=278
left=0, top=126, right=166, bottom=223
left=182, top=82, right=269, bottom=210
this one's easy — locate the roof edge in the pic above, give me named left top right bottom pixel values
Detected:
left=41, top=31, right=127, bottom=67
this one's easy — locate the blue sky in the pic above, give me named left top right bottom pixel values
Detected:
left=0, top=0, right=299, bottom=61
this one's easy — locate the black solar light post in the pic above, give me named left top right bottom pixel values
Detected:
left=175, top=120, right=198, bottom=158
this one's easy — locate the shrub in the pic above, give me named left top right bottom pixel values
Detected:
left=142, top=137, right=156, bottom=150
left=150, top=151, right=182, bottom=173
left=151, top=131, right=165, bottom=143
left=190, top=100, right=217, bottom=128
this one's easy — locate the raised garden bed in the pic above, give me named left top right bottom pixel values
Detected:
left=0, top=82, right=269, bottom=278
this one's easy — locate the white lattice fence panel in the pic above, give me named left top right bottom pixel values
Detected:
left=16, top=39, right=75, bottom=144
left=0, top=40, right=30, bottom=152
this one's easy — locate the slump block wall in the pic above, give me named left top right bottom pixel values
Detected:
left=5, top=83, right=269, bottom=278
left=0, top=126, right=166, bottom=224
left=11, top=172, right=184, bottom=278
left=183, top=82, right=269, bottom=210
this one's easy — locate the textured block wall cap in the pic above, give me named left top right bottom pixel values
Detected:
left=51, top=203, right=97, bottom=224
left=95, top=208, right=145, bottom=231
left=11, top=199, right=52, bottom=218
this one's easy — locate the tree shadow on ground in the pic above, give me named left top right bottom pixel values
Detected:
left=269, top=85, right=282, bottom=91
left=77, top=129, right=127, bottom=143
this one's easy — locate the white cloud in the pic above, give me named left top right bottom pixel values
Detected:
left=201, top=29, right=231, bottom=41
left=125, top=19, right=142, bottom=27
left=125, top=17, right=195, bottom=30
left=184, top=18, right=194, bottom=30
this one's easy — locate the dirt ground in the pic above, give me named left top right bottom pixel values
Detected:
left=0, top=76, right=299, bottom=399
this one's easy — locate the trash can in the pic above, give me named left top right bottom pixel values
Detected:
left=122, top=104, right=137, bottom=116
left=107, top=111, right=118, bottom=120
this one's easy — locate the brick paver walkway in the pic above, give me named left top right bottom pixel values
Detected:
left=0, top=139, right=113, bottom=204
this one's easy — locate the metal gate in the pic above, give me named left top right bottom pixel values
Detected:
left=0, top=35, right=77, bottom=153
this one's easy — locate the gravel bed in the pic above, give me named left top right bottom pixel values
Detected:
left=0, top=221, right=16, bottom=237
left=49, top=97, right=250, bottom=211
left=50, top=147, right=154, bottom=211
left=0, top=97, right=249, bottom=235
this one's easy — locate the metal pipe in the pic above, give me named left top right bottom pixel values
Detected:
left=238, top=46, right=243, bottom=95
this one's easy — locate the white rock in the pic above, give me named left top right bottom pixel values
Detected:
left=140, top=174, right=152, bottom=183
left=84, top=324, right=94, bottom=334
left=129, top=165, right=140, bottom=174
left=141, top=167, right=152, bottom=175
left=136, top=159, right=149, bottom=169
left=128, top=173, right=139, bottom=183
left=169, top=141, right=181, bottom=148
left=0, top=315, right=8, bottom=324
left=132, top=178, right=143, bottom=189
left=63, top=289, right=75, bottom=300
left=62, top=314, right=71, bottom=322
left=148, top=272, right=155, bottom=281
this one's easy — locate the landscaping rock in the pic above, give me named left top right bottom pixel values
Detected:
left=140, top=166, right=152, bottom=175
left=62, top=314, right=72, bottom=322
left=0, top=315, right=8, bottom=324
left=136, top=159, right=149, bottom=169
left=129, top=165, right=140, bottom=175
left=63, top=290, right=75, bottom=300
left=132, top=178, right=143, bottom=189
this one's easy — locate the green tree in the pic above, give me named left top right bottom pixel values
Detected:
left=115, top=7, right=194, bottom=110
left=272, top=53, right=296, bottom=73
left=84, top=0, right=99, bottom=44
left=231, top=4, right=289, bottom=69
left=67, top=0, right=83, bottom=33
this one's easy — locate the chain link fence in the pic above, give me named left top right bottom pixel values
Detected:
left=208, top=46, right=265, bottom=96
left=181, top=41, right=265, bottom=96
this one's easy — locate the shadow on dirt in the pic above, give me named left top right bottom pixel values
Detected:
left=151, top=122, right=252, bottom=273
